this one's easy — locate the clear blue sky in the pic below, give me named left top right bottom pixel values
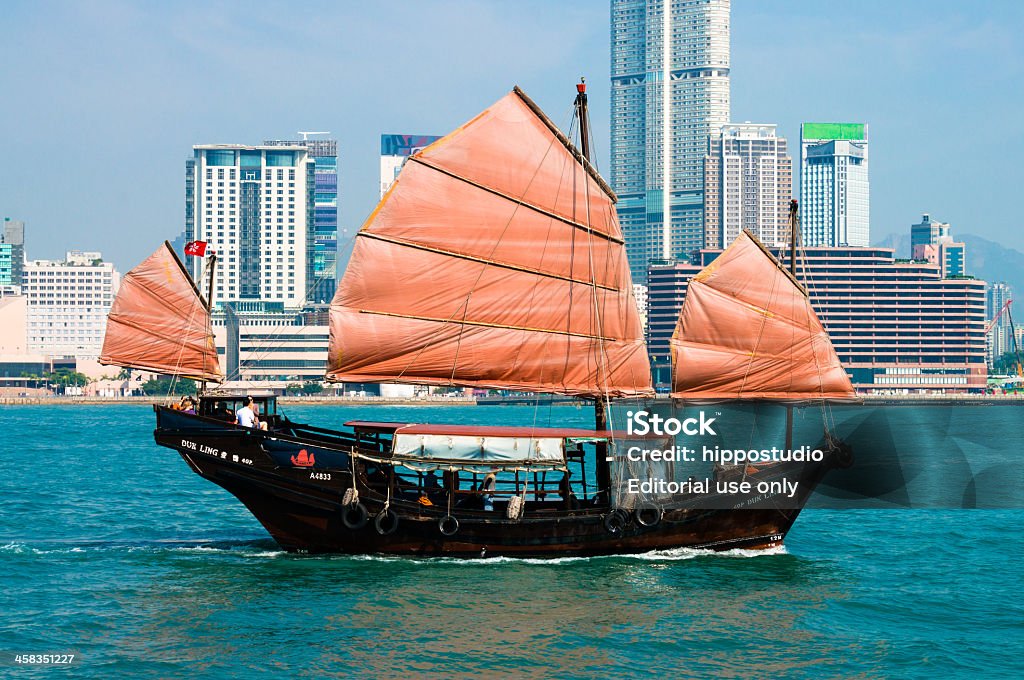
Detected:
left=1, top=0, right=1021, bottom=272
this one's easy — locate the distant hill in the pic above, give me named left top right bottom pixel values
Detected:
left=873, top=232, right=1024, bottom=297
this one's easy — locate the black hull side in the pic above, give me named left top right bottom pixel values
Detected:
left=155, top=407, right=826, bottom=557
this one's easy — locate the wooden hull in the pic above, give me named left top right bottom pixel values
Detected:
left=155, top=407, right=829, bottom=557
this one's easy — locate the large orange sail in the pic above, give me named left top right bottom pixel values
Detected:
left=671, top=231, right=855, bottom=401
left=100, top=242, right=223, bottom=382
left=327, top=87, right=652, bottom=397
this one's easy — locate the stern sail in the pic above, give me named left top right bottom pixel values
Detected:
left=100, top=241, right=222, bottom=382
left=327, top=87, right=652, bottom=398
left=671, top=231, right=854, bottom=401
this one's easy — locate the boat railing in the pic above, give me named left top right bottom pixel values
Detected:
left=371, top=466, right=591, bottom=511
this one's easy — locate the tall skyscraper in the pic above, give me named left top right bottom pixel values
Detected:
left=185, top=145, right=315, bottom=309
left=799, top=123, right=869, bottom=247
left=986, top=281, right=1014, bottom=366
left=987, top=282, right=1013, bottom=326
left=265, top=137, right=339, bottom=304
left=611, top=0, right=731, bottom=282
left=2, top=218, right=25, bottom=286
left=380, top=134, right=441, bottom=197
left=704, top=123, right=792, bottom=249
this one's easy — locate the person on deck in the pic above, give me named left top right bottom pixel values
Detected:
left=560, top=471, right=580, bottom=510
left=235, top=396, right=268, bottom=431
left=481, top=473, right=496, bottom=512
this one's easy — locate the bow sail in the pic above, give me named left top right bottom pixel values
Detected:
left=671, top=231, right=855, bottom=401
left=327, top=87, right=652, bottom=397
left=100, top=242, right=223, bottom=382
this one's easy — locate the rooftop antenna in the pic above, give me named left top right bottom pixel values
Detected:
left=297, top=131, right=330, bottom=140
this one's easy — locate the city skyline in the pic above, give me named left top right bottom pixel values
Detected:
left=1, top=1, right=1022, bottom=273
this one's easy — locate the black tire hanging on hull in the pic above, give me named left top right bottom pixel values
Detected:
left=341, top=502, right=369, bottom=530
left=604, top=509, right=629, bottom=534
left=374, top=509, right=399, bottom=535
left=438, top=515, right=459, bottom=536
left=635, top=506, right=661, bottom=528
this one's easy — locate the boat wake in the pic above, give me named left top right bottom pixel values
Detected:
left=0, top=537, right=283, bottom=558
left=345, top=544, right=788, bottom=565
left=0, top=539, right=786, bottom=563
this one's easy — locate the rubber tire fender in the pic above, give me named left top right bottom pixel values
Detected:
left=341, top=502, right=369, bottom=530
left=635, top=506, right=661, bottom=528
left=604, top=509, right=629, bottom=534
left=374, top=508, right=400, bottom=536
left=438, top=515, right=460, bottom=536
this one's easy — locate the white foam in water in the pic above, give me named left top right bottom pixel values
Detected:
left=342, top=544, right=788, bottom=565
left=1, top=539, right=785, bottom=562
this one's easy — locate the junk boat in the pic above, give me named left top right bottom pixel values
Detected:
left=100, top=82, right=855, bottom=556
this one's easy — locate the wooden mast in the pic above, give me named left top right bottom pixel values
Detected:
left=574, top=77, right=612, bottom=499
left=574, top=78, right=603, bottom=424
left=785, top=200, right=799, bottom=452
left=202, top=249, right=218, bottom=395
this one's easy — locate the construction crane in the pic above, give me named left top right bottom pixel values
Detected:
left=297, top=131, right=330, bottom=141
left=1006, top=302, right=1023, bottom=379
left=988, top=299, right=1023, bottom=379
left=985, top=298, right=1014, bottom=334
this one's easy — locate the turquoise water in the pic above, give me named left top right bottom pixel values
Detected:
left=1, top=404, right=1022, bottom=677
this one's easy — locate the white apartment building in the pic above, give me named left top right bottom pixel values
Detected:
left=704, top=123, right=792, bottom=249
left=23, top=251, right=120, bottom=358
left=799, top=123, right=870, bottom=247
left=185, top=145, right=315, bottom=309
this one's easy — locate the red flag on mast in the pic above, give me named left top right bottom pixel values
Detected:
left=184, top=241, right=208, bottom=257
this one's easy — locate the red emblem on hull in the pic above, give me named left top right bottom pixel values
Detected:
left=291, top=449, right=315, bottom=467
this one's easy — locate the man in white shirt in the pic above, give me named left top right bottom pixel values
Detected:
left=235, top=397, right=259, bottom=428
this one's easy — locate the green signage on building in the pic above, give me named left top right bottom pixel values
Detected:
left=802, top=123, right=866, bottom=141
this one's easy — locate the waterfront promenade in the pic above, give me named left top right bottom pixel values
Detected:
left=0, top=395, right=477, bottom=406
left=3, top=393, right=1023, bottom=406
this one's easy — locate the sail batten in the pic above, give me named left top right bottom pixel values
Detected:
left=327, top=88, right=652, bottom=398
left=359, top=232, right=619, bottom=292
left=408, top=156, right=624, bottom=244
left=100, top=242, right=222, bottom=383
left=357, top=309, right=620, bottom=341
left=671, top=231, right=855, bottom=401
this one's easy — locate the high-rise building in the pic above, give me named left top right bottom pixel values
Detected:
left=800, top=123, right=869, bottom=247
left=2, top=218, right=25, bottom=286
left=265, top=137, right=339, bottom=304
left=0, top=243, right=12, bottom=287
left=23, top=251, right=120, bottom=359
left=611, top=0, right=731, bottom=282
left=987, top=282, right=1013, bottom=326
left=986, top=281, right=1014, bottom=366
left=633, top=283, right=649, bottom=333
left=185, top=145, right=315, bottom=309
left=911, top=213, right=950, bottom=255
left=910, top=213, right=966, bottom=278
left=380, top=134, right=441, bottom=197
left=648, top=247, right=986, bottom=392
left=704, top=123, right=792, bottom=249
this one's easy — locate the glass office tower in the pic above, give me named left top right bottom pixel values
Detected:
left=611, top=0, right=731, bottom=282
